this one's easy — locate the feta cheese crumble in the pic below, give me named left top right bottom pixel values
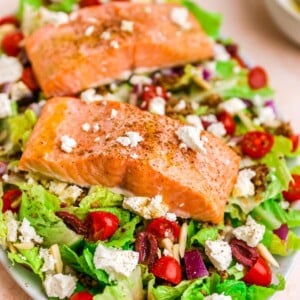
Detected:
left=44, top=274, right=77, bottom=299
left=186, top=115, right=203, bottom=130
left=110, top=40, right=119, bottom=49
left=233, top=215, right=265, bottom=247
left=204, top=293, right=232, bottom=300
left=170, top=7, right=191, bottom=30
left=254, top=106, right=276, bottom=126
left=39, top=248, right=57, bottom=273
left=100, top=31, right=111, bottom=40
left=10, top=81, right=32, bottom=101
left=19, top=218, right=43, bottom=244
left=121, top=20, right=134, bottom=32
left=205, top=240, right=232, bottom=271
left=165, top=212, right=177, bottom=222
left=80, top=88, right=103, bottom=103
left=176, top=126, right=206, bottom=153
left=0, top=93, right=12, bottom=119
left=123, top=195, right=169, bottom=219
left=218, top=98, right=246, bottom=115
left=129, top=75, right=152, bottom=85
left=81, top=122, right=91, bottom=132
left=93, top=244, right=139, bottom=280
left=60, top=135, right=77, bottom=153
left=232, top=168, right=256, bottom=198
left=0, top=55, right=23, bottom=85
left=173, top=99, right=186, bottom=112
left=116, top=131, right=144, bottom=147
left=207, top=122, right=226, bottom=137
left=149, top=97, right=166, bottom=115
left=213, top=44, right=230, bottom=61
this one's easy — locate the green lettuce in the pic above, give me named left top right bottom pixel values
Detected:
left=19, top=184, right=82, bottom=247
left=181, top=0, right=222, bottom=39
left=190, top=226, right=220, bottom=246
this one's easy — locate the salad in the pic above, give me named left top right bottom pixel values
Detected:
left=0, top=0, right=300, bottom=299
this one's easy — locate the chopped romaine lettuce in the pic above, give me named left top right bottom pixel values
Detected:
left=190, top=226, right=220, bottom=246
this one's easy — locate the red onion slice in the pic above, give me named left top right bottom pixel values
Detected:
left=184, top=249, right=208, bottom=280
left=273, top=224, right=289, bottom=241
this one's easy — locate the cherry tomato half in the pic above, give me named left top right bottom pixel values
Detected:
left=21, top=67, right=39, bottom=91
left=146, top=217, right=180, bottom=242
left=140, top=85, right=167, bottom=110
left=0, top=16, right=19, bottom=27
left=70, top=291, right=93, bottom=300
left=217, top=111, right=236, bottom=135
left=290, top=134, right=299, bottom=152
left=1, top=31, right=24, bottom=57
left=248, top=66, right=268, bottom=90
left=85, top=211, right=119, bottom=241
left=151, top=256, right=182, bottom=285
left=241, top=131, right=274, bottom=159
left=243, top=256, right=272, bottom=287
left=79, top=0, right=101, bottom=7
left=2, top=189, right=22, bottom=213
left=282, top=174, right=300, bottom=202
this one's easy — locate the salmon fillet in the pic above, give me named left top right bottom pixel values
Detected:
left=25, top=3, right=213, bottom=97
left=19, top=98, right=240, bottom=223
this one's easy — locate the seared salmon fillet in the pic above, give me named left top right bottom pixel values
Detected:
left=25, top=3, right=213, bottom=97
left=19, top=98, right=240, bottom=223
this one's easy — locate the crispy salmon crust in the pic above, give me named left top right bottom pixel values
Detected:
left=19, top=98, right=240, bottom=224
left=25, top=3, right=213, bottom=97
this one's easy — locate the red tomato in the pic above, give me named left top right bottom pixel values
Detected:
left=21, top=67, right=39, bottom=91
left=217, top=111, right=236, bottom=135
left=2, top=189, right=22, bottom=213
left=248, top=66, right=268, bottom=90
left=241, top=131, right=274, bottom=159
left=146, top=217, right=180, bottom=242
left=140, top=85, right=167, bottom=110
left=85, top=211, right=119, bottom=241
left=282, top=174, right=300, bottom=202
left=70, top=291, right=93, bottom=300
left=1, top=31, right=24, bottom=56
left=243, top=257, right=272, bottom=286
left=79, top=0, right=101, bottom=7
left=290, top=134, right=299, bottom=152
left=0, top=16, right=19, bottom=27
left=151, top=256, right=182, bottom=285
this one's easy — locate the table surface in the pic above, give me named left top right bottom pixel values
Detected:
left=0, top=0, right=300, bottom=299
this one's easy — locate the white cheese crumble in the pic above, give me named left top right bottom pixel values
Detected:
left=110, top=40, right=119, bottom=49
left=186, top=115, right=203, bottom=130
left=123, top=195, right=169, bottom=219
left=39, top=248, right=57, bottom=273
left=176, top=126, right=206, bottom=153
left=0, top=55, right=23, bottom=85
left=110, top=109, right=118, bottom=118
left=149, top=97, right=166, bottom=115
left=201, top=114, right=217, bottom=124
left=165, top=212, right=177, bottom=222
left=44, top=274, right=77, bottom=299
left=170, top=7, right=191, bottom=30
left=121, top=20, right=134, bottom=32
left=81, top=122, right=91, bottom=132
left=173, top=99, right=186, bottom=112
left=4, top=211, right=19, bottom=243
left=100, top=31, right=111, bottom=40
left=205, top=240, right=232, bottom=271
left=235, top=262, right=245, bottom=272
left=19, top=218, right=43, bottom=244
left=204, top=293, right=232, bottom=300
left=0, top=93, right=12, bottom=119
left=60, top=135, right=77, bottom=153
left=207, top=122, right=226, bottom=137
left=218, top=98, right=246, bottom=115
left=80, top=88, right=103, bottom=103
left=116, top=131, right=144, bottom=147
left=213, top=44, right=230, bottom=61
left=48, top=181, right=83, bottom=203
left=254, top=106, right=276, bottom=126
left=129, top=75, right=152, bottom=85
left=84, top=25, right=94, bottom=36
left=93, top=244, right=139, bottom=280
left=232, top=169, right=256, bottom=198
left=10, top=81, right=32, bottom=101
left=233, top=216, right=265, bottom=247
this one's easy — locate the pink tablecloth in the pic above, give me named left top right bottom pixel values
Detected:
left=0, top=0, right=299, bottom=299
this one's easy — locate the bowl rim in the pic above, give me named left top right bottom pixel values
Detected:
left=273, top=0, right=300, bottom=21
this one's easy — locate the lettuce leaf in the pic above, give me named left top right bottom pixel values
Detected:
left=190, top=226, right=220, bottom=246
left=48, top=0, right=79, bottom=13
left=181, top=0, right=222, bottom=39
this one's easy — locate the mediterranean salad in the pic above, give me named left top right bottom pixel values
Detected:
left=0, top=0, right=300, bottom=299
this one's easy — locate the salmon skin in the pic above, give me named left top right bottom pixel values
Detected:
left=25, top=3, right=213, bottom=97
left=19, top=98, right=240, bottom=224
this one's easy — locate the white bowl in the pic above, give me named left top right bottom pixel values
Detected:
left=265, top=0, right=300, bottom=45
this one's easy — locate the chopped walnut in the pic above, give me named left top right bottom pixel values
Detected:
left=248, top=164, right=269, bottom=194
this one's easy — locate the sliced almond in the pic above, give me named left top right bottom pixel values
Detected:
left=173, top=243, right=180, bottom=262
left=236, top=111, right=256, bottom=132
left=7, top=242, right=17, bottom=254
left=179, top=222, right=188, bottom=258
left=257, top=243, right=279, bottom=268
left=160, top=238, right=173, bottom=254
left=157, top=248, right=162, bottom=259
left=193, top=74, right=211, bottom=90
left=50, top=244, right=63, bottom=273
left=14, top=242, right=34, bottom=250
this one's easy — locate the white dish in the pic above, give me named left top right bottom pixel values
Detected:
left=264, top=0, right=300, bottom=46
left=0, top=1, right=300, bottom=299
